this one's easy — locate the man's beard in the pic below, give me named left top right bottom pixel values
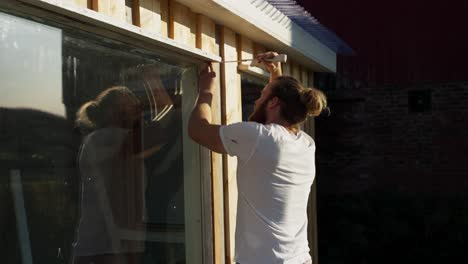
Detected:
left=248, top=99, right=268, bottom=124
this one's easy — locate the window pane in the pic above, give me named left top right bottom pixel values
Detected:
left=0, top=12, right=63, bottom=116
left=241, top=74, right=267, bottom=121
left=0, top=11, right=199, bottom=264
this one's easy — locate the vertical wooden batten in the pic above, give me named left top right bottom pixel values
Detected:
left=172, top=3, right=202, bottom=263
left=291, top=62, right=302, bottom=82
left=282, top=60, right=292, bottom=76
left=90, top=0, right=98, bottom=11
left=236, top=34, right=242, bottom=64
left=196, top=14, right=225, bottom=264
left=238, top=36, right=254, bottom=66
left=132, top=0, right=161, bottom=33
left=301, top=68, right=309, bottom=88
left=297, top=65, right=303, bottom=83
left=126, top=0, right=135, bottom=25
left=219, top=26, right=242, bottom=264
left=195, top=15, right=202, bottom=50
left=171, top=1, right=196, bottom=47
left=160, top=0, right=169, bottom=37
left=91, top=0, right=126, bottom=22
left=167, top=0, right=175, bottom=39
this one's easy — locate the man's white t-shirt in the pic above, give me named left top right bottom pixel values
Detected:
left=219, top=122, right=316, bottom=264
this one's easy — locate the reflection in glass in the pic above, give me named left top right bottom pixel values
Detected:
left=0, top=12, right=63, bottom=116
left=241, top=75, right=268, bottom=121
left=73, top=86, right=146, bottom=264
left=0, top=11, right=194, bottom=264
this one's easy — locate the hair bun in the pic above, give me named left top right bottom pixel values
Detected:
left=76, top=100, right=99, bottom=130
left=300, top=87, right=328, bottom=117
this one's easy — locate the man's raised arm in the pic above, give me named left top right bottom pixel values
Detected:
left=187, top=63, right=226, bottom=154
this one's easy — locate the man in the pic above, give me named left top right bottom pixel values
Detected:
left=188, top=52, right=327, bottom=264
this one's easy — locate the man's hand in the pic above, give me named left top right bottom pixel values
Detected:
left=198, top=63, right=216, bottom=93
left=256, top=51, right=283, bottom=82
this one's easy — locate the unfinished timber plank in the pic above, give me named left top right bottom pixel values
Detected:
left=307, top=71, right=315, bottom=87
left=63, top=0, right=88, bottom=8
left=136, top=0, right=161, bottom=33
left=92, top=0, right=126, bottom=22
left=301, top=68, right=309, bottom=88
left=238, top=36, right=254, bottom=66
left=171, top=1, right=196, bottom=47
left=167, top=0, right=174, bottom=38
left=291, top=62, right=302, bottom=82
left=171, top=3, right=201, bottom=264
left=160, top=0, right=168, bottom=37
left=196, top=14, right=225, bottom=264
left=200, top=15, right=224, bottom=264
left=220, top=26, right=242, bottom=264
left=282, top=60, right=292, bottom=76
left=196, top=15, right=218, bottom=53
left=126, top=0, right=133, bottom=25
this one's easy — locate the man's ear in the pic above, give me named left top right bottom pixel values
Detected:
left=268, top=96, right=281, bottom=109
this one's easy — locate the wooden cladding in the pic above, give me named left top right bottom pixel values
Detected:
left=62, top=0, right=90, bottom=8
left=56, top=1, right=318, bottom=263
left=219, top=26, right=242, bottom=264
left=84, top=0, right=168, bottom=35
left=171, top=1, right=196, bottom=46
left=91, top=0, right=126, bottom=21
left=64, top=0, right=315, bottom=87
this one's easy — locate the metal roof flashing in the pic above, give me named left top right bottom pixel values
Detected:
left=176, top=0, right=339, bottom=72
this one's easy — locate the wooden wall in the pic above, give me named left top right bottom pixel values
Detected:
left=196, top=14, right=225, bottom=264
left=219, top=26, right=242, bottom=264
left=62, top=1, right=319, bottom=263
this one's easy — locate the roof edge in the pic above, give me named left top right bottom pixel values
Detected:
left=177, top=0, right=337, bottom=72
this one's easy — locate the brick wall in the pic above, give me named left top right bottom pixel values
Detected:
left=315, top=78, right=468, bottom=194
left=314, top=79, right=468, bottom=263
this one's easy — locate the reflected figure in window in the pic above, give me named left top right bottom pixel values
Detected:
left=73, top=86, right=148, bottom=264
left=121, top=65, right=186, bottom=263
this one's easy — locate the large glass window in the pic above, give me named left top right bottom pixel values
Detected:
left=0, top=11, right=202, bottom=264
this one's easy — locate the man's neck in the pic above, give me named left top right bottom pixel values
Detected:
left=266, top=119, right=298, bottom=135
